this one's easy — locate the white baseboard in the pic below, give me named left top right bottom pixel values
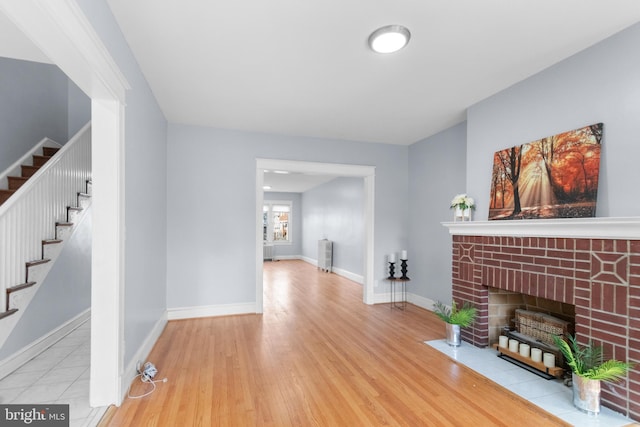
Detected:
left=167, top=302, right=257, bottom=321
left=298, top=256, right=363, bottom=284
left=372, top=292, right=436, bottom=312
left=408, top=294, right=436, bottom=312
left=331, top=267, right=364, bottom=285
left=299, top=255, right=316, bottom=266
left=270, top=255, right=298, bottom=261
left=0, top=309, right=90, bottom=380
left=120, top=312, right=168, bottom=402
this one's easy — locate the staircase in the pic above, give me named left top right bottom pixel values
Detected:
left=0, top=146, right=60, bottom=206
left=0, top=123, right=91, bottom=346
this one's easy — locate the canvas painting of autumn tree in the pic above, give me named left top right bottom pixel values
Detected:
left=489, top=123, right=602, bottom=220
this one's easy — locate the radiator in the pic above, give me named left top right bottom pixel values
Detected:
left=263, top=244, right=274, bottom=261
left=318, top=239, right=332, bottom=272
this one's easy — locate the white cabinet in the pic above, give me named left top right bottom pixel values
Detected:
left=318, top=239, right=332, bottom=272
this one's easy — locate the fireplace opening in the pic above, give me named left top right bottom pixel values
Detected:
left=488, top=287, right=575, bottom=345
left=488, top=287, right=576, bottom=378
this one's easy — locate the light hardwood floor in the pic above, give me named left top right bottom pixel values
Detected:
left=100, top=260, right=569, bottom=426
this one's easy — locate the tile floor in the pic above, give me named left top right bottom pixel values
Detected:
left=427, top=339, right=634, bottom=427
left=0, top=320, right=107, bottom=427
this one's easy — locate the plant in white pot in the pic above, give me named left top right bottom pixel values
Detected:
left=553, top=334, right=634, bottom=415
left=450, top=194, right=475, bottom=221
left=433, top=300, right=477, bottom=346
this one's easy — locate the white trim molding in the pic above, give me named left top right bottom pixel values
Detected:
left=121, top=313, right=167, bottom=402
left=443, top=217, right=640, bottom=239
left=167, top=303, right=257, bottom=320
left=330, top=267, right=364, bottom=285
left=0, top=0, right=130, bottom=102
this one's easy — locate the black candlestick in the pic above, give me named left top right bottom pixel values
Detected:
left=400, top=259, right=409, bottom=280
left=388, top=262, right=396, bottom=279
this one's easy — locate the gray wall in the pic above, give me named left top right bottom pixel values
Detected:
left=77, top=0, right=168, bottom=368
left=408, top=123, right=466, bottom=304
left=467, top=22, right=640, bottom=220
left=0, top=208, right=92, bottom=359
left=264, top=192, right=302, bottom=258
left=408, top=22, right=640, bottom=307
left=0, top=58, right=70, bottom=172
left=166, top=124, right=408, bottom=309
left=67, top=80, right=91, bottom=137
left=301, top=177, right=365, bottom=276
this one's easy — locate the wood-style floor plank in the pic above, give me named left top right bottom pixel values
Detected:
left=100, top=260, right=569, bottom=426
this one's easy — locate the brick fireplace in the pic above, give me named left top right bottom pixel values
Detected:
left=445, top=218, right=640, bottom=421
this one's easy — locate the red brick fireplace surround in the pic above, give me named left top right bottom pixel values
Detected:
left=444, top=218, right=640, bottom=421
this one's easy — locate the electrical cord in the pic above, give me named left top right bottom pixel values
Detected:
left=127, top=362, right=168, bottom=399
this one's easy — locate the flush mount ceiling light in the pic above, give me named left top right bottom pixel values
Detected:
left=368, top=25, right=411, bottom=54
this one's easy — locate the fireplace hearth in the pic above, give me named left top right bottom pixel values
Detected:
left=444, top=219, right=640, bottom=421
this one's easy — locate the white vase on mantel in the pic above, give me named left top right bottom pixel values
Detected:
left=454, top=207, right=472, bottom=222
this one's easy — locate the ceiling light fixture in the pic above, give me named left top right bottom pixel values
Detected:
left=263, top=185, right=272, bottom=190
left=368, top=25, right=411, bottom=54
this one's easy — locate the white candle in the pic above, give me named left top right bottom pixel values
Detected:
left=531, top=348, right=542, bottom=363
left=543, top=353, right=555, bottom=368
left=519, top=343, right=530, bottom=358
left=498, top=335, right=509, bottom=348
left=508, top=339, right=519, bottom=353
left=401, top=250, right=407, bottom=260
left=389, top=253, right=396, bottom=263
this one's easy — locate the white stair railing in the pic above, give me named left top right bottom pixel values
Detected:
left=0, top=122, right=91, bottom=312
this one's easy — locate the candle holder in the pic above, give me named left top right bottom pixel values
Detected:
left=400, top=259, right=409, bottom=280
left=388, top=262, right=396, bottom=279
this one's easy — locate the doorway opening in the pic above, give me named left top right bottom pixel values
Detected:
left=255, top=159, right=375, bottom=312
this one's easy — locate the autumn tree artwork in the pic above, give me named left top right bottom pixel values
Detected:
left=489, top=123, right=602, bottom=220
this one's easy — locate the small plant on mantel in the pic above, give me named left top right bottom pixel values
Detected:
left=433, top=300, right=477, bottom=327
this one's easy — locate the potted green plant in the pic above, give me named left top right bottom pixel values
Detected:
left=433, top=300, right=477, bottom=346
left=553, top=334, right=634, bottom=415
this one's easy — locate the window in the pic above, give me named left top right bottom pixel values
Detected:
left=263, top=201, right=292, bottom=244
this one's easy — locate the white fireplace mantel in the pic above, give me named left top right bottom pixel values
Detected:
left=442, top=217, right=640, bottom=239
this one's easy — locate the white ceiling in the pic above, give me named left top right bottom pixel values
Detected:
left=3, top=2, right=640, bottom=191
left=106, top=0, right=640, bottom=145
left=0, top=13, right=50, bottom=64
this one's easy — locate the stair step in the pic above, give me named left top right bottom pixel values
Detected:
left=0, top=309, right=18, bottom=320
left=7, top=281, right=37, bottom=295
left=21, top=165, right=40, bottom=178
left=32, top=154, right=52, bottom=167
left=42, top=147, right=59, bottom=157
left=25, top=259, right=50, bottom=283
left=78, top=193, right=91, bottom=209
left=25, top=259, right=50, bottom=269
left=8, top=176, right=28, bottom=190
left=0, top=189, right=15, bottom=205
left=6, top=282, right=37, bottom=311
left=42, top=239, right=63, bottom=259
left=67, top=206, right=83, bottom=222
left=42, top=239, right=63, bottom=245
left=55, top=222, right=73, bottom=240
